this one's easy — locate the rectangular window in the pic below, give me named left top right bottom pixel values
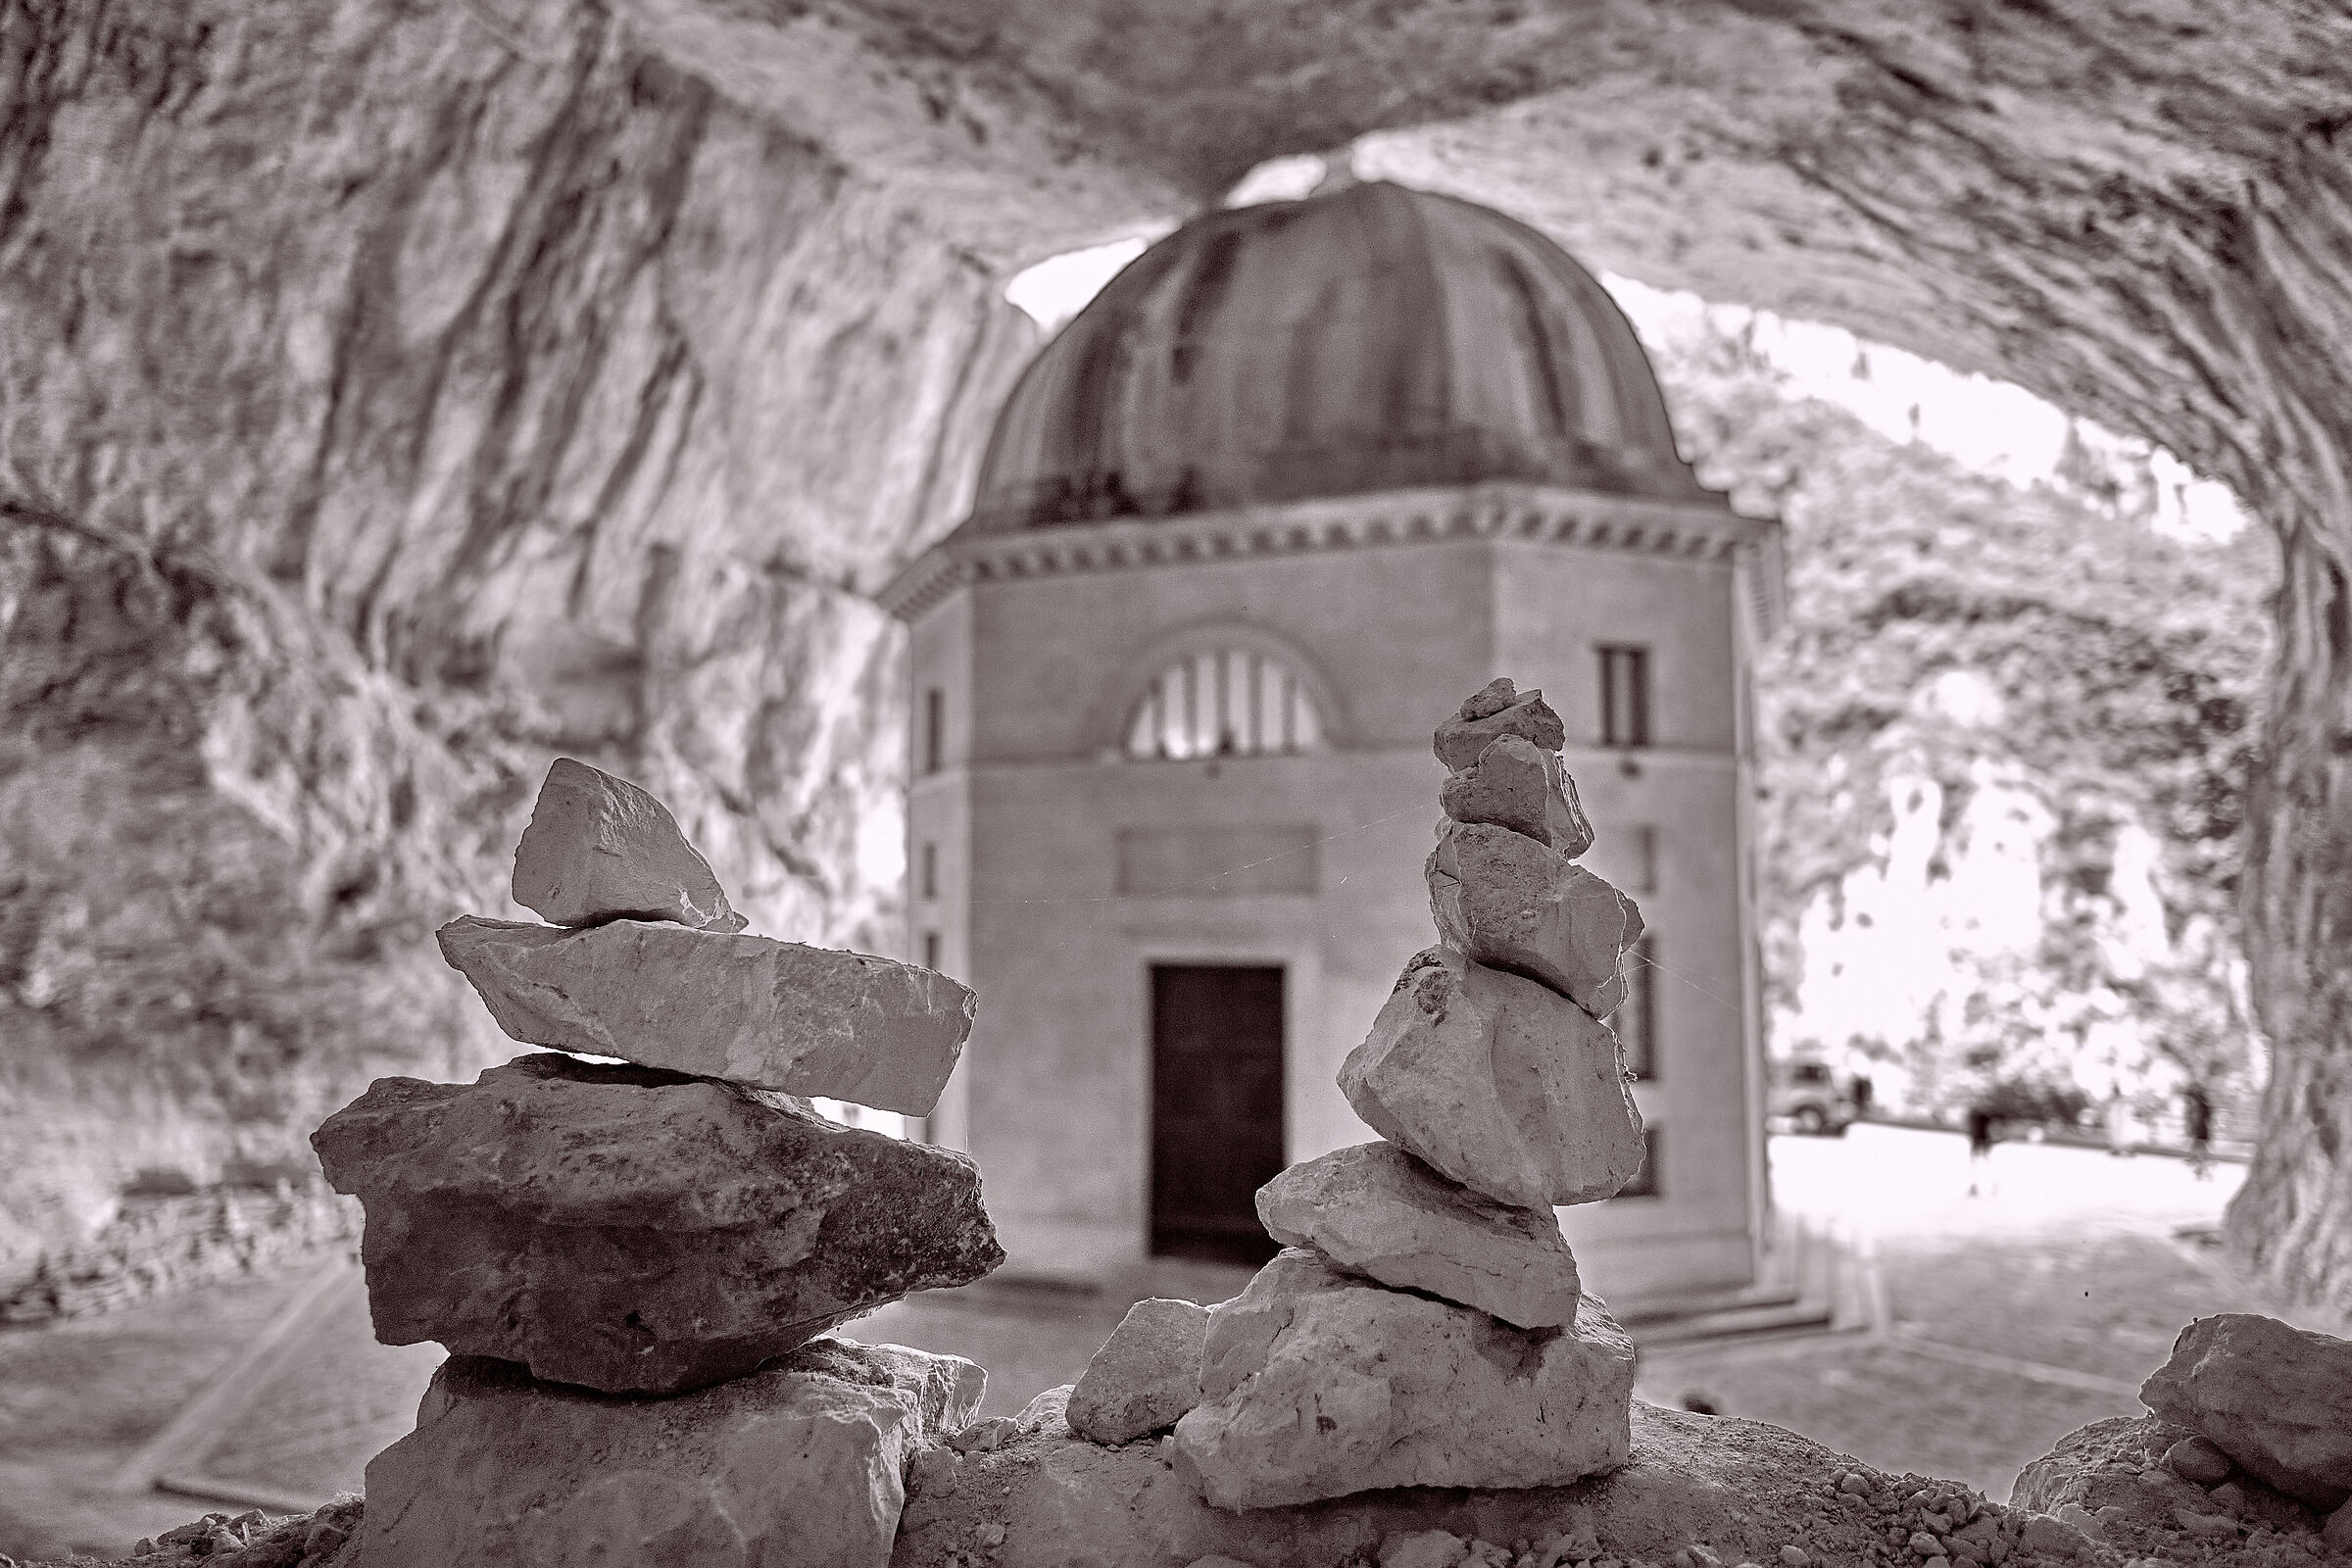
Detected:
left=1615, top=1126, right=1663, bottom=1199
left=922, top=931, right=942, bottom=971
left=920, top=842, right=938, bottom=902
left=1626, top=825, right=1657, bottom=893
left=923, top=688, right=946, bottom=775
left=1616, top=933, right=1656, bottom=1081
left=1598, top=645, right=1650, bottom=748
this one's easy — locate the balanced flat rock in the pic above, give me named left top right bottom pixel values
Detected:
left=1340, top=946, right=1644, bottom=1209
left=1255, top=1142, right=1582, bottom=1329
left=436, top=915, right=972, bottom=1114
left=1433, top=682, right=1566, bottom=771
left=2138, top=1313, right=2352, bottom=1509
left=1428, top=820, right=1642, bottom=1018
left=1439, top=734, right=1595, bottom=858
left=1170, top=1249, right=1634, bottom=1510
left=512, top=756, right=747, bottom=933
left=311, top=1054, right=1004, bottom=1395
left=1066, top=1298, right=1211, bottom=1446
left=352, top=1338, right=982, bottom=1568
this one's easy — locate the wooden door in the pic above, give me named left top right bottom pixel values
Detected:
left=1150, top=964, right=1286, bottom=1265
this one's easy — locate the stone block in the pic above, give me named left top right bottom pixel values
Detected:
left=1434, top=682, right=1566, bottom=772
left=1340, top=947, right=1644, bottom=1209
left=352, top=1338, right=982, bottom=1568
left=512, top=756, right=747, bottom=933
left=2138, top=1312, right=2352, bottom=1509
left=1067, top=1297, right=1212, bottom=1445
left=1171, top=1249, right=1634, bottom=1510
left=1427, top=821, right=1642, bottom=1018
left=1439, top=734, right=1594, bottom=858
left=436, top=914, right=971, bottom=1113
left=312, top=1054, right=1003, bottom=1395
left=1255, top=1141, right=1581, bottom=1328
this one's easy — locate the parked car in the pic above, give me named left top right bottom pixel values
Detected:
left=1767, top=1057, right=1861, bottom=1136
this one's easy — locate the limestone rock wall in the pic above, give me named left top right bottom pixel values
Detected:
left=0, top=0, right=1037, bottom=1278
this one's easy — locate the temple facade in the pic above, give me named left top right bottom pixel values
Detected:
left=879, top=180, right=1785, bottom=1303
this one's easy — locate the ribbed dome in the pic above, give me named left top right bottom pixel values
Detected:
left=966, top=181, right=1711, bottom=532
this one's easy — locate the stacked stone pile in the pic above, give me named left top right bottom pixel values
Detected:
left=307, top=758, right=1003, bottom=1568
left=1064, top=679, right=1652, bottom=1513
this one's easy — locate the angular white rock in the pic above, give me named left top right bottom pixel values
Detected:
left=353, top=1338, right=984, bottom=1568
left=1428, top=821, right=1642, bottom=1017
left=437, top=915, right=972, bottom=1113
left=1067, top=1297, right=1211, bottom=1445
left=2139, top=1312, right=2352, bottom=1510
left=1255, top=1142, right=1581, bottom=1329
left=1171, top=1250, right=1634, bottom=1510
left=512, top=757, right=747, bottom=932
left=1439, top=734, right=1594, bottom=858
left=1340, top=946, right=1645, bottom=1209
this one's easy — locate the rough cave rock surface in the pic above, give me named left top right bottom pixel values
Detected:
left=1170, top=1248, right=1635, bottom=1510
left=510, top=756, right=747, bottom=932
left=2137, top=1313, right=2352, bottom=1510
left=310, top=1053, right=1004, bottom=1395
left=435, top=915, right=973, bottom=1112
left=1428, top=822, right=1643, bottom=1019
left=11, top=0, right=2352, bottom=1307
left=354, top=1338, right=984, bottom=1568
left=1342, top=946, right=1645, bottom=1209
left=1254, top=1140, right=1583, bottom=1329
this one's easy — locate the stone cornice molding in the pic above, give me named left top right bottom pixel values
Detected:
left=877, top=482, right=1775, bottom=623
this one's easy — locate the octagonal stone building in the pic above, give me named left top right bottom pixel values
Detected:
left=880, top=180, right=1786, bottom=1304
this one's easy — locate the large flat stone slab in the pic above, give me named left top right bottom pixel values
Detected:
left=1428, top=822, right=1642, bottom=1018
left=436, top=915, right=972, bottom=1114
left=1340, top=947, right=1644, bottom=1209
left=1169, top=1249, right=1635, bottom=1509
left=511, top=756, right=748, bottom=933
left=312, top=1054, right=1003, bottom=1395
left=1438, top=734, right=1594, bottom=858
left=354, top=1338, right=983, bottom=1568
left=2139, top=1313, right=2352, bottom=1510
left=1255, top=1142, right=1581, bottom=1329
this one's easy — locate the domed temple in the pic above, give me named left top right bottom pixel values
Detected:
left=880, top=180, right=1788, bottom=1304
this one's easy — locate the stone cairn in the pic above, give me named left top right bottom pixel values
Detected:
left=1065, top=678, right=1651, bottom=1513
left=310, top=758, right=1004, bottom=1567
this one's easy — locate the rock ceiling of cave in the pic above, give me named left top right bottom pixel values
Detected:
left=612, top=0, right=2352, bottom=494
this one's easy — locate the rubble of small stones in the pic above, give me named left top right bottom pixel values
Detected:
left=306, top=758, right=1000, bottom=1566
left=2137, top=1313, right=2352, bottom=1512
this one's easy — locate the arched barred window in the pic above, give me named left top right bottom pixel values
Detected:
left=1123, top=647, right=1324, bottom=760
